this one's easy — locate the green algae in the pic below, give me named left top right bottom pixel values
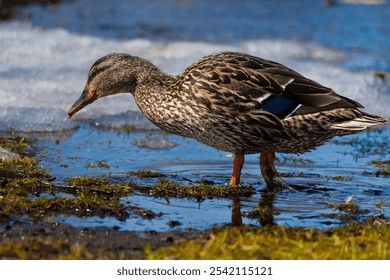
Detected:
left=0, top=156, right=256, bottom=223
left=67, top=176, right=134, bottom=196
left=116, top=126, right=132, bottom=136
left=278, top=155, right=315, bottom=166
left=326, top=197, right=369, bottom=215
left=371, top=160, right=390, bottom=177
left=0, top=157, right=52, bottom=219
left=331, top=176, right=353, bottom=182
left=126, top=170, right=165, bottom=178
left=0, top=158, right=132, bottom=220
left=145, top=223, right=390, bottom=260
left=151, top=178, right=255, bottom=201
left=129, top=205, right=162, bottom=220
left=85, top=160, right=110, bottom=169
left=0, top=157, right=50, bottom=180
left=335, top=130, right=389, bottom=159
left=0, top=135, right=29, bottom=154
left=242, top=204, right=278, bottom=221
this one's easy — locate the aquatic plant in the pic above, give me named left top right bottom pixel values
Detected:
left=371, top=160, right=390, bottom=177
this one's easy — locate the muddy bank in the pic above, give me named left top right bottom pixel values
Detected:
left=0, top=220, right=206, bottom=259
left=2, top=215, right=389, bottom=260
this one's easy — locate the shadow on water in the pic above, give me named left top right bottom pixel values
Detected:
left=21, top=122, right=390, bottom=232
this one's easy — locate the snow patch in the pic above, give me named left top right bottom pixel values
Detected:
left=0, top=22, right=388, bottom=132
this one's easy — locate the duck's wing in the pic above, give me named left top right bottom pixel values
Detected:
left=179, top=52, right=362, bottom=120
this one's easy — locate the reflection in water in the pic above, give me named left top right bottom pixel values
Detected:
left=231, top=198, right=242, bottom=226
left=257, top=191, right=276, bottom=227
left=231, top=191, right=277, bottom=227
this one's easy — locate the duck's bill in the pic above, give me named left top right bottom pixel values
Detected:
left=68, top=89, right=97, bottom=118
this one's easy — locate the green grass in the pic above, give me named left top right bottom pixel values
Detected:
left=145, top=224, right=390, bottom=260
left=0, top=237, right=104, bottom=260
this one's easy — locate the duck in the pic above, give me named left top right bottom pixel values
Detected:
left=68, top=51, right=388, bottom=189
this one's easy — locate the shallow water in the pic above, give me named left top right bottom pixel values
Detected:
left=1, top=0, right=390, bottom=232
left=30, top=123, right=390, bottom=231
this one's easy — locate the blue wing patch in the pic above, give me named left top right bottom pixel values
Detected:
left=262, top=95, right=301, bottom=119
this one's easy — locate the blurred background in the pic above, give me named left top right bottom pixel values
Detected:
left=0, top=0, right=389, bottom=132
left=1, top=0, right=389, bottom=63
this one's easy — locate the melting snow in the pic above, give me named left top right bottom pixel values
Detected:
left=0, top=22, right=388, bottom=132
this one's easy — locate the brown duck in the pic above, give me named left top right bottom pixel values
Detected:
left=68, top=52, right=387, bottom=189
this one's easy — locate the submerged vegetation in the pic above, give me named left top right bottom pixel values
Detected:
left=334, top=129, right=389, bottom=160
left=0, top=158, right=132, bottom=220
left=325, top=197, right=369, bottom=215
left=126, top=170, right=165, bottom=178
left=372, top=160, right=390, bottom=177
left=0, top=135, right=29, bottom=154
left=0, top=156, right=256, bottom=224
left=151, top=179, right=255, bottom=201
left=278, top=155, right=315, bottom=166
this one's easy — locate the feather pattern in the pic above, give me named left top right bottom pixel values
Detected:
left=70, top=51, right=388, bottom=156
left=68, top=51, right=388, bottom=188
left=139, top=51, right=385, bottom=154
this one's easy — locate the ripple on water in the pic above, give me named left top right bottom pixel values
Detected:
left=33, top=124, right=390, bottom=232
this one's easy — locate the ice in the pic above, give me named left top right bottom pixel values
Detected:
left=132, top=137, right=178, bottom=150
left=0, top=107, right=75, bottom=131
left=0, top=21, right=388, bottom=132
left=0, top=147, right=20, bottom=160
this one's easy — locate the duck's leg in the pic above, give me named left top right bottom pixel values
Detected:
left=260, top=152, right=290, bottom=190
left=229, top=154, right=245, bottom=187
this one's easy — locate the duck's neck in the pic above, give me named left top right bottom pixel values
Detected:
left=134, top=64, right=176, bottom=102
left=131, top=62, right=180, bottom=130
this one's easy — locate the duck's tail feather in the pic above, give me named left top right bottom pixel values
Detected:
left=331, top=112, right=388, bottom=131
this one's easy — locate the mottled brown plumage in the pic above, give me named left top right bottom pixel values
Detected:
left=68, top=52, right=387, bottom=189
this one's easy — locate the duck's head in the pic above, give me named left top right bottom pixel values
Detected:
left=68, top=53, right=154, bottom=118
